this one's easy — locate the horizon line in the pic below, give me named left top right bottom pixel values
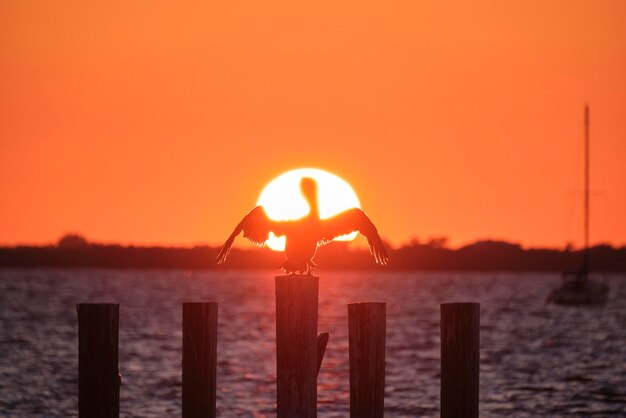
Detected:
left=1, top=234, right=624, bottom=252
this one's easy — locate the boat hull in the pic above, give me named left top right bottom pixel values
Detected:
left=548, top=276, right=608, bottom=305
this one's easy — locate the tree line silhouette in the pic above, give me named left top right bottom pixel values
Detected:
left=0, top=234, right=624, bottom=271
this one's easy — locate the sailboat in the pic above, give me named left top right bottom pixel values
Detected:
left=548, top=104, right=609, bottom=305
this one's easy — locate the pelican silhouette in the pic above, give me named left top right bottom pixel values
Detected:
left=217, top=177, right=389, bottom=274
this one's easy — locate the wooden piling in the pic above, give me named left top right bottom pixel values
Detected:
left=182, top=302, right=218, bottom=418
left=275, top=275, right=319, bottom=418
left=316, top=332, right=329, bottom=377
left=77, top=303, right=120, bottom=418
left=440, top=303, right=479, bottom=418
left=348, top=302, right=386, bottom=418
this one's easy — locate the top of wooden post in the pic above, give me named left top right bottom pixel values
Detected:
left=348, top=302, right=386, bottom=308
left=276, top=274, right=319, bottom=279
left=440, top=302, right=479, bottom=307
left=275, top=275, right=320, bottom=292
left=76, top=303, right=119, bottom=310
left=182, top=302, right=218, bottom=308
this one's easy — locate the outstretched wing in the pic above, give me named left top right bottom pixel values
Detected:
left=319, top=208, right=389, bottom=265
left=216, top=206, right=287, bottom=264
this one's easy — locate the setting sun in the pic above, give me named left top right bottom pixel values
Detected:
left=257, top=168, right=360, bottom=251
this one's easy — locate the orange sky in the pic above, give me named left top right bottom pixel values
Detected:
left=1, top=1, right=625, bottom=249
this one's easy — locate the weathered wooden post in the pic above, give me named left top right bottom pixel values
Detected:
left=316, top=332, right=329, bottom=376
left=275, top=275, right=319, bottom=418
left=348, top=302, right=386, bottom=418
left=440, top=303, right=479, bottom=418
left=182, top=302, right=218, bottom=418
left=77, top=303, right=120, bottom=418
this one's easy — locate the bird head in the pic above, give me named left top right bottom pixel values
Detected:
left=300, top=177, right=319, bottom=215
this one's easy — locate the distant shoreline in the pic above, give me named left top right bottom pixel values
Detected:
left=1, top=240, right=625, bottom=272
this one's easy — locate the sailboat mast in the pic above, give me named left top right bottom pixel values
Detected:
left=584, top=104, right=590, bottom=272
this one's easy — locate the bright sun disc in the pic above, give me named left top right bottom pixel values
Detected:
left=258, top=168, right=361, bottom=251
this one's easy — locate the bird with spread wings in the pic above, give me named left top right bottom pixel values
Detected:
left=217, top=177, right=388, bottom=274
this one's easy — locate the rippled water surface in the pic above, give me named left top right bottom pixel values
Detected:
left=0, top=270, right=625, bottom=417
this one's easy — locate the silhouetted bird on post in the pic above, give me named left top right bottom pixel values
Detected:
left=217, top=177, right=389, bottom=274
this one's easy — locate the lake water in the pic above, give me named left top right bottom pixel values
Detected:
left=0, top=269, right=625, bottom=417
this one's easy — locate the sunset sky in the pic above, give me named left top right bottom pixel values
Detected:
left=1, top=1, right=625, bottom=249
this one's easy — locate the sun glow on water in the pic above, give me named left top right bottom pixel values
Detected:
left=257, top=168, right=361, bottom=251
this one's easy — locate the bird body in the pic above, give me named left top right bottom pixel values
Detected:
left=217, top=177, right=388, bottom=274
left=282, top=215, right=321, bottom=273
